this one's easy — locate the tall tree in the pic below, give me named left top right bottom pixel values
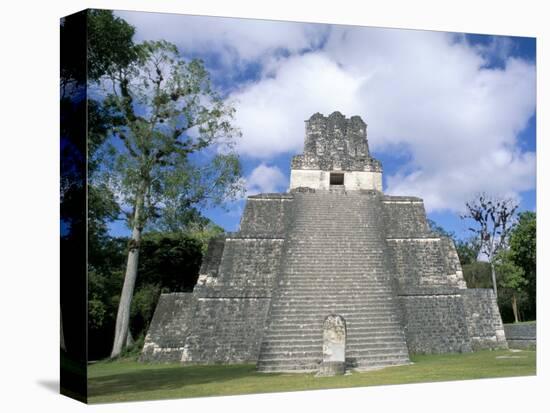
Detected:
left=98, top=40, right=243, bottom=358
left=509, top=211, right=536, bottom=319
left=460, top=194, right=518, bottom=299
left=495, top=250, right=528, bottom=322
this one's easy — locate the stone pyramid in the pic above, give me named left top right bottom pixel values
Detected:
left=141, top=112, right=507, bottom=373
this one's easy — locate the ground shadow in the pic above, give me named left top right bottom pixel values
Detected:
left=88, top=364, right=282, bottom=399
left=37, top=380, right=59, bottom=394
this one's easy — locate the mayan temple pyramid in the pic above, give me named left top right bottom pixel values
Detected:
left=141, top=111, right=507, bottom=373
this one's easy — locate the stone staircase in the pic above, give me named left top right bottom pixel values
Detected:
left=257, top=190, right=411, bottom=373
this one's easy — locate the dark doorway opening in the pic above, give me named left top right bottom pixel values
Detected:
left=330, top=173, right=344, bottom=185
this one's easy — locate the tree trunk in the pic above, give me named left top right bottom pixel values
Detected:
left=126, top=329, right=134, bottom=347
left=490, top=261, right=498, bottom=299
left=110, top=188, right=145, bottom=358
left=512, top=293, right=519, bottom=323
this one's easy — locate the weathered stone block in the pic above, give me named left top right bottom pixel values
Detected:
left=318, top=315, right=346, bottom=376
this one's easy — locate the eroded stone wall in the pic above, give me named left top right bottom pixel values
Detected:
left=462, top=289, right=508, bottom=350
left=239, top=194, right=293, bottom=236
left=383, top=197, right=430, bottom=238
left=504, top=322, right=536, bottom=349
left=141, top=293, right=195, bottom=362
left=181, top=297, right=272, bottom=364
left=399, top=293, right=472, bottom=354
left=384, top=197, right=500, bottom=355
left=195, top=237, right=285, bottom=297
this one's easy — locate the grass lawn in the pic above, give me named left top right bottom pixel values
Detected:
left=88, top=349, right=536, bottom=404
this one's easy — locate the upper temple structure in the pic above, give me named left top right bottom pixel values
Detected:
left=141, top=111, right=507, bottom=373
left=290, top=112, right=382, bottom=191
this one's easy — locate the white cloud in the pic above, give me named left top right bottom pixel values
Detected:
left=230, top=52, right=365, bottom=158
left=228, top=27, right=536, bottom=212
left=119, top=13, right=536, bottom=213
left=115, top=10, right=327, bottom=65
left=245, top=164, right=287, bottom=195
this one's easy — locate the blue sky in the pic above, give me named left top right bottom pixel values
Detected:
left=108, top=11, right=536, bottom=240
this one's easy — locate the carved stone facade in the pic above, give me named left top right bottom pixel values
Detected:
left=289, top=112, right=382, bottom=191
left=141, top=112, right=508, bottom=373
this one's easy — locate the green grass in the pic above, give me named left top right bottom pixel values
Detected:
left=88, top=349, right=536, bottom=404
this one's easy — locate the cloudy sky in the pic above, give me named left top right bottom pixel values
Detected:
left=111, top=10, right=536, bottom=238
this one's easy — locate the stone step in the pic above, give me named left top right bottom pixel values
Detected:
left=267, top=320, right=402, bottom=329
left=284, top=263, right=390, bottom=268
left=267, top=315, right=400, bottom=323
left=263, top=324, right=402, bottom=336
left=277, top=274, right=392, bottom=278
left=260, top=341, right=408, bottom=353
left=278, top=276, right=393, bottom=282
left=282, top=263, right=388, bottom=268
left=273, top=294, right=395, bottom=301
left=264, top=324, right=403, bottom=336
left=289, top=224, right=382, bottom=227
left=268, top=321, right=402, bottom=331
left=274, top=286, right=394, bottom=292
left=276, top=295, right=392, bottom=301
left=271, top=295, right=396, bottom=301
left=266, top=323, right=403, bottom=333
left=275, top=284, right=394, bottom=289
left=262, top=335, right=405, bottom=345
left=278, top=282, right=392, bottom=287
left=269, top=300, right=398, bottom=307
left=259, top=349, right=409, bottom=361
left=283, top=255, right=386, bottom=258
left=275, top=286, right=393, bottom=291
left=268, top=309, right=399, bottom=316
left=274, top=287, right=394, bottom=293
left=269, top=308, right=397, bottom=316
left=257, top=193, right=407, bottom=372
left=258, top=351, right=408, bottom=364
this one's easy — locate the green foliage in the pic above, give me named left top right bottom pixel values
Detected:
left=87, top=232, right=207, bottom=359
left=99, top=39, right=244, bottom=232
left=87, top=9, right=137, bottom=82
left=455, top=237, right=481, bottom=266
left=509, top=212, right=536, bottom=275
left=187, top=223, right=225, bottom=255
left=509, top=211, right=536, bottom=319
left=120, top=335, right=146, bottom=360
left=84, top=12, right=242, bottom=357
left=495, top=250, right=528, bottom=291
left=462, top=261, right=492, bottom=289
left=495, top=248, right=530, bottom=323
left=138, top=232, right=203, bottom=291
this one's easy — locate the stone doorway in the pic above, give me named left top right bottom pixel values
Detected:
left=329, top=172, right=344, bottom=186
